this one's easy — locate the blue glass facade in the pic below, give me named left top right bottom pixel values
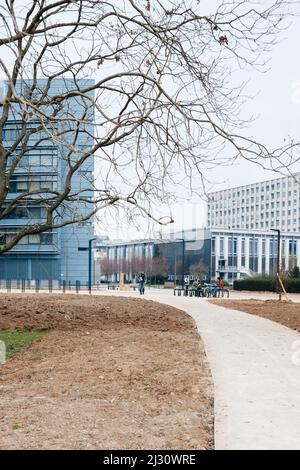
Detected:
left=0, top=79, right=95, bottom=283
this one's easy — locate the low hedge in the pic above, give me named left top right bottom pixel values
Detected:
left=233, top=276, right=300, bottom=293
left=234, top=277, right=276, bottom=292
left=285, top=278, right=300, bottom=293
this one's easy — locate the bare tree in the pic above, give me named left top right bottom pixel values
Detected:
left=189, top=260, right=209, bottom=280
left=0, top=0, right=298, bottom=252
left=100, top=257, right=116, bottom=280
left=151, top=255, right=169, bottom=278
left=131, top=256, right=145, bottom=277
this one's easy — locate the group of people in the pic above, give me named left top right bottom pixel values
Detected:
left=138, top=273, right=224, bottom=296
left=191, top=276, right=225, bottom=297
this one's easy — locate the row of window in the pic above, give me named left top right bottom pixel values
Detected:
left=212, top=237, right=297, bottom=257
left=7, top=148, right=58, bottom=168
left=210, top=215, right=299, bottom=223
left=0, top=206, right=47, bottom=220
left=0, top=230, right=53, bottom=245
left=9, top=176, right=57, bottom=193
left=209, top=178, right=299, bottom=201
left=209, top=220, right=299, bottom=231
left=3, top=128, right=50, bottom=142
left=209, top=190, right=299, bottom=207
left=209, top=200, right=298, bottom=217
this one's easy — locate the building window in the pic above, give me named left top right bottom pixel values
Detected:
left=9, top=176, right=56, bottom=193
left=220, top=238, right=224, bottom=256
left=211, top=237, right=216, bottom=255
left=289, top=239, right=297, bottom=256
left=8, top=148, right=58, bottom=168
left=0, top=206, right=47, bottom=219
left=0, top=229, right=53, bottom=245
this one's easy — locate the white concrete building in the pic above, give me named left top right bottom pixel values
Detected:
left=207, top=173, right=300, bottom=232
left=96, top=228, right=300, bottom=284
left=211, top=229, right=300, bottom=282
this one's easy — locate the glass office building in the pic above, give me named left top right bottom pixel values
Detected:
left=0, top=79, right=95, bottom=283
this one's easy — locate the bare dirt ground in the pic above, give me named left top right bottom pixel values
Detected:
left=211, top=298, right=300, bottom=333
left=0, top=294, right=213, bottom=450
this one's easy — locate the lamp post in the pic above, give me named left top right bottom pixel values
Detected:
left=79, top=238, right=96, bottom=294
left=88, top=238, right=96, bottom=294
left=271, top=229, right=281, bottom=301
left=176, top=238, right=185, bottom=290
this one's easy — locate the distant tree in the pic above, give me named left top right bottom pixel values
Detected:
left=189, top=261, right=209, bottom=280
left=131, top=257, right=145, bottom=277
left=153, top=245, right=161, bottom=258
left=100, top=258, right=115, bottom=279
left=151, top=256, right=169, bottom=284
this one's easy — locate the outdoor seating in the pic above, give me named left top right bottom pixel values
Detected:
left=173, top=288, right=186, bottom=296
left=107, top=284, right=119, bottom=290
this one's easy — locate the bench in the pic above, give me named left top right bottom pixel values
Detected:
left=174, top=288, right=185, bottom=296
left=216, top=288, right=230, bottom=298
left=207, top=288, right=230, bottom=298
left=188, top=289, right=205, bottom=297
left=107, top=284, right=119, bottom=290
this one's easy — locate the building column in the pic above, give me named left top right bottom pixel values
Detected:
left=265, top=238, right=270, bottom=275
left=237, top=237, right=242, bottom=279
left=258, top=238, right=263, bottom=274
left=223, top=236, right=229, bottom=281
left=215, top=236, right=220, bottom=257
left=285, top=237, right=290, bottom=272
left=297, top=238, right=300, bottom=268
left=214, top=235, right=220, bottom=278
left=245, top=237, right=250, bottom=271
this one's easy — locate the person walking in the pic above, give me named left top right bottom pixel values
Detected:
left=139, top=272, right=145, bottom=295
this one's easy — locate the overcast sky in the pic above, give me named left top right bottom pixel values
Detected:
left=100, top=11, right=300, bottom=241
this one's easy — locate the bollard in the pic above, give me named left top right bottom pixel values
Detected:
left=48, top=279, right=52, bottom=293
left=62, top=280, right=66, bottom=294
left=35, top=280, right=40, bottom=293
left=68, top=280, right=71, bottom=291
left=75, top=280, right=80, bottom=294
left=21, top=279, right=25, bottom=292
left=6, top=279, right=11, bottom=293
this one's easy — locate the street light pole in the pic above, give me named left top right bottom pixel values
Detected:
left=182, top=239, right=185, bottom=290
left=271, top=229, right=281, bottom=301
left=175, top=238, right=185, bottom=290
left=89, top=238, right=96, bottom=295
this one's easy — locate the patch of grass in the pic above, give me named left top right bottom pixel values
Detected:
left=12, top=424, right=22, bottom=430
left=0, top=330, right=46, bottom=360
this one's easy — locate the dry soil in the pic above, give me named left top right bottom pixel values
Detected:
left=0, top=294, right=213, bottom=450
left=211, top=298, right=300, bottom=333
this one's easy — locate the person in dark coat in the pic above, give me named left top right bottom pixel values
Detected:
left=139, top=272, right=145, bottom=295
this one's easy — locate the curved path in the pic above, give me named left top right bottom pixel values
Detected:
left=143, top=293, right=300, bottom=450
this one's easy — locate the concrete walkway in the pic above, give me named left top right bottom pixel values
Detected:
left=143, top=293, right=300, bottom=450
